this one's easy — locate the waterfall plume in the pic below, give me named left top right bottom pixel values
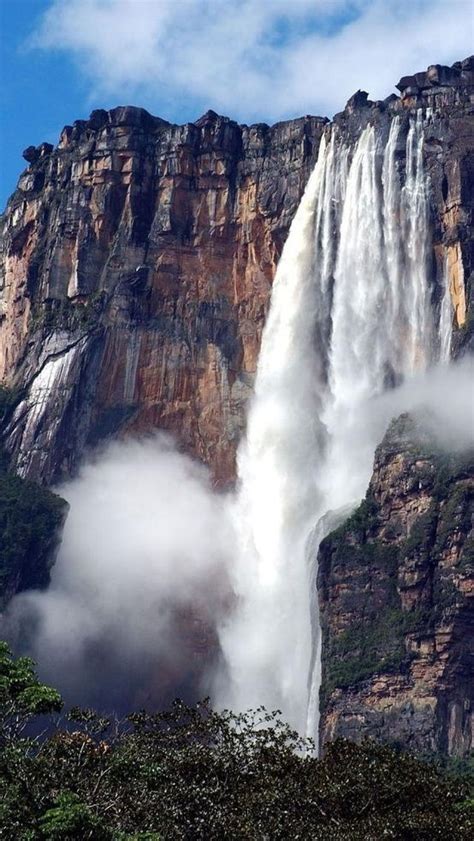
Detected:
left=218, top=111, right=453, bottom=737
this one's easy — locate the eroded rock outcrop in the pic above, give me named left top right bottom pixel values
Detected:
left=0, top=58, right=473, bottom=487
left=0, top=108, right=326, bottom=485
left=318, top=414, right=473, bottom=757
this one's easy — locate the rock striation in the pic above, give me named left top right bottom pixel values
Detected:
left=0, top=108, right=326, bottom=485
left=0, top=58, right=473, bottom=487
left=318, top=414, right=473, bottom=757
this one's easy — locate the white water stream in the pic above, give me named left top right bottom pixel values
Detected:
left=218, top=111, right=453, bottom=738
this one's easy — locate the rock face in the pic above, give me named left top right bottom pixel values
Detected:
left=332, top=60, right=474, bottom=356
left=396, top=56, right=474, bottom=100
left=318, top=414, right=473, bottom=757
left=0, top=57, right=473, bottom=754
left=0, top=108, right=326, bottom=486
left=1, top=58, right=473, bottom=487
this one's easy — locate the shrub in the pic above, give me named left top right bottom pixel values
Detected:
left=0, top=645, right=472, bottom=840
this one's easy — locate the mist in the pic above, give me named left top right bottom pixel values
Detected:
left=379, top=355, right=474, bottom=451
left=340, top=354, right=474, bottom=501
left=218, top=353, right=474, bottom=735
left=3, top=434, right=232, bottom=712
left=2, top=358, right=472, bottom=717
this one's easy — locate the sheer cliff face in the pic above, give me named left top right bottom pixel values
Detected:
left=0, top=109, right=326, bottom=485
left=1, top=58, right=473, bottom=486
left=318, top=415, right=473, bottom=757
left=0, top=58, right=474, bottom=754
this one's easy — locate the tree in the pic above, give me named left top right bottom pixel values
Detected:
left=0, top=642, right=62, bottom=743
left=0, top=643, right=472, bottom=839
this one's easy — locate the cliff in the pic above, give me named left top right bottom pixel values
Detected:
left=318, top=414, right=473, bottom=757
left=0, top=57, right=473, bottom=487
left=0, top=57, right=473, bottom=756
left=0, top=108, right=326, bottom=486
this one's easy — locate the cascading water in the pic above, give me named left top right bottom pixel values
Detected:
left=218, top=111, right=453, bottom=738
left=440, top=256, right=454, bottom=363
left=217, top=145, right=331, bottom=730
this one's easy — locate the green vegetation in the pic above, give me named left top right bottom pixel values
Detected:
left=403, top=503, right=438, bottom=556
left=435, top=483, right=473, bottom=553
left=328, top=494, right=378, bottom=543
left=0, top=461, right=67, bottom=606
left=0, top=641, right=62, bottom=738
left=459, top=530, right=474, bottom=573
left=0, top=383, right=67, bottom=606
left=319, top=501, right=406, bottom=699
left=0, top=643, right=472, bottom=840
left=38, top=794, right=111, bottom=841
left=319, top=439, right=474, bottom=700
left=321, top=608, right=423, bottom=704
left=0, top=385, right=20, bottom=425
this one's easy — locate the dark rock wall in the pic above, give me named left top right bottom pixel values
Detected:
left=0, top=463, right=67, bottom=608
left=314, top=58, right=474, bottom=758
left=318, top=414, right=473, bottom=757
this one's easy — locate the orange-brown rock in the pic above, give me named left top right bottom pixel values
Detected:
left=0, top=107, right=326, bottom=486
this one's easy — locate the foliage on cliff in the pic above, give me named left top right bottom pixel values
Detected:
left=0, top=645, right=472, bottom=840
left=0, top=449, right=67, bottom=606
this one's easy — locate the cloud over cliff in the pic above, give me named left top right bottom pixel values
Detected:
left=31, top=0, right=473, bottom=122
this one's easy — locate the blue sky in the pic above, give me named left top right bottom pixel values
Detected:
left=1, top=0, right=113, bottom=209
left=1, top=0, right=472, bottom=211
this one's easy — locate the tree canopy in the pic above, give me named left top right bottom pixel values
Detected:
left=0, top=642, right=472, bottom=839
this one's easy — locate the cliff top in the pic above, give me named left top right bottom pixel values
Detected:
left=20, top=55, right=474, bottom=168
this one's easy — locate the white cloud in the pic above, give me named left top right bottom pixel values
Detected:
left=30, top=0, right=473, bottom=122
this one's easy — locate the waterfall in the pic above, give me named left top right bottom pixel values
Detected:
left=440, top=257, right=454, bottom=362
left=217, top=140, right=330, bottom=730
left=218, top=111, right=451, bottom=738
